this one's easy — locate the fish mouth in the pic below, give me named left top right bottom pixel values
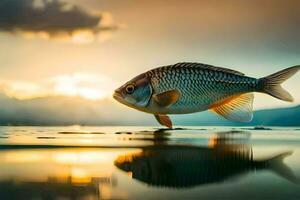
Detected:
left=113, top=91, right=124, bottom=102
left=113, top=90, right=134, bottom=108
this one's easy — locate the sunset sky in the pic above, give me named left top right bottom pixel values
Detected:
left=0, top=0, right=299, bottom=125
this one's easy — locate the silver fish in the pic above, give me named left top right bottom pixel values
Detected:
left=113, top=62, right=300, bottom=128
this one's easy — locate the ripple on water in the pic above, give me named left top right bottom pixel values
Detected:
left=58, top=131, right=106, bottom=135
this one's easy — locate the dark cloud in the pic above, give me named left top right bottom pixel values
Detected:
left=0, top=0, right=117, bottom=35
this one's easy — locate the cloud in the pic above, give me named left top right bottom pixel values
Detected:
left=0, top=0, right=119, bottom=42
left=0, top=72, right=118, bottom=100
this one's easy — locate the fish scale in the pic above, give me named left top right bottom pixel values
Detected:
left=147, top=63, right=257, bottom=113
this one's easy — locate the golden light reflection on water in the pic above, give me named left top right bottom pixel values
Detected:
left=0, top=128, right=300, bottom=199
left=71, top=167, right=91, bottom=184
left=2, top=151, right=45, bottom=163
left=0, top=148, right=140, bottom=199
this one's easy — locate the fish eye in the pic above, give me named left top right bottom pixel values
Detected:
left=125, top=84, right=135, bottom=94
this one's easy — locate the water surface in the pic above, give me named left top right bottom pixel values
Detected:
left=0, top=126, right=300, bottom=200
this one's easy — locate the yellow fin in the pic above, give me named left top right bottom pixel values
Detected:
left=153, top=89, right=180, bottom=107
left=154, top=114, right=172, bottom=128
left=210, top=93, right=254, bottom=122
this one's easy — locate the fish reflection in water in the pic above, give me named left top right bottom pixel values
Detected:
left=115, top=131, right=298, bottom=188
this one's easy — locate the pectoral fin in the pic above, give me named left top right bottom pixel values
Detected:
left=153, top=89, right=180, bottom=107
left=154, top=114, right=172, bottom=128
left=209, top=93, right=254, bottom=122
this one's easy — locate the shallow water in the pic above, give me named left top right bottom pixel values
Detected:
left=0, top=126, right=300, bottom=200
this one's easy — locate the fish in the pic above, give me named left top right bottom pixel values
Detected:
left=114, top=131, right=297, bottom=188
left=113, top=62, right=300, bottom=128
left=114, top=146, right=296, bottom=188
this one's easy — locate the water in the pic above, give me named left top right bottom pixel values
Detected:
left=0, top=126, right=300, bottom=200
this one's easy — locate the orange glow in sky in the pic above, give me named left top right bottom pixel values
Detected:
left=0, top=72, right=117, bottom=100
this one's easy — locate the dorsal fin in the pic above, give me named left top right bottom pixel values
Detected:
left=172, top=62, right=245, bottom=76
left=209, top=93, right=254, bottom=122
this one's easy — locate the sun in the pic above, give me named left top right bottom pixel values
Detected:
left=52, top=73, right=116, bottom=100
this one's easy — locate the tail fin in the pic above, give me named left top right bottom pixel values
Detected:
left=258, top=66, right=300, bottom=102
left=267, top=151, right=299, bottom=184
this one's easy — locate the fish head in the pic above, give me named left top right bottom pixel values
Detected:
left=113, top=73, right=153, bottom=109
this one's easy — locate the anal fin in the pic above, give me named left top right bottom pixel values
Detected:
left=209, top=93, right=254, bottom=122
left=154, top=114, right=172, bottom=128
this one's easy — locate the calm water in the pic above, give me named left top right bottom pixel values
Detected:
left=0, top=126, right=300, bottom=200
